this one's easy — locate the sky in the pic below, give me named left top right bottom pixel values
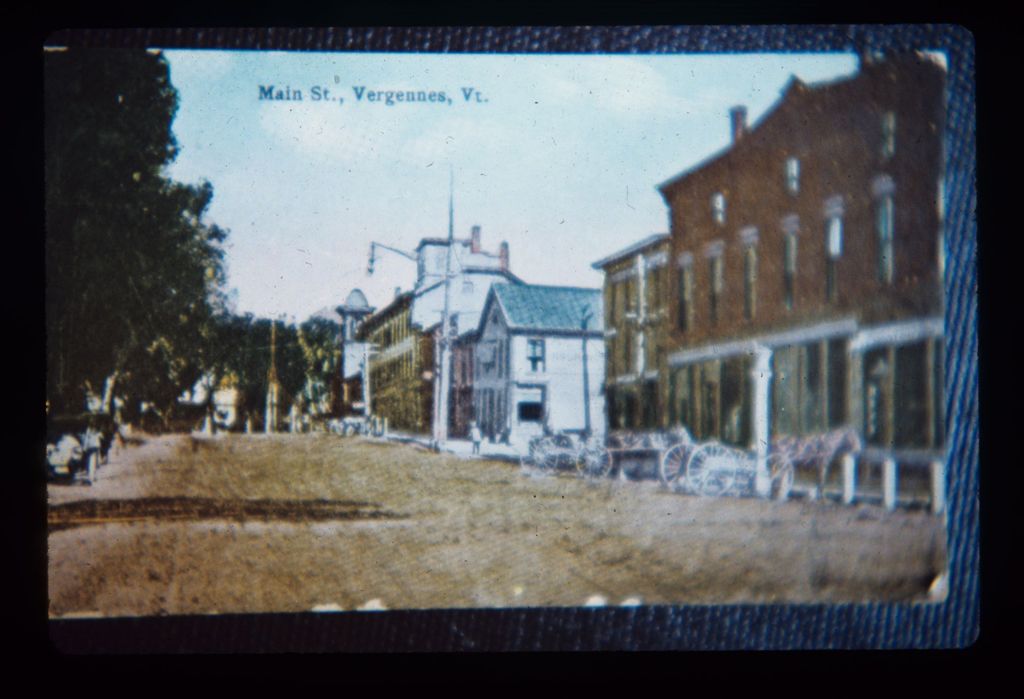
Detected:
left=163, top=50, right=859, bottom=321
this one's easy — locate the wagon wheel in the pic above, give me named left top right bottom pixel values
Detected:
left=659, top=443, right=691, bottom=490
left=577, top=447, right=613, bottom=479
left=685, top=442, right=738, bottom=496
left=769, top=453, right=794, bottom=501
left=539, top=447, right=561, bottom=471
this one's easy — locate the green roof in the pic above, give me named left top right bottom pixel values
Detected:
left=491, top=283, right=603, bottom=333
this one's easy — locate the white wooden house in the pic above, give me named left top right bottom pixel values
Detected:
left=473, top=283, right=604, bottom=447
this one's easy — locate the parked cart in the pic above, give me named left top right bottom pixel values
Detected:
left=663, top=440, right=794, bottom=500
left=602, top=429, right=694, bottom=481
left=519, top=427, right=794, bottom=501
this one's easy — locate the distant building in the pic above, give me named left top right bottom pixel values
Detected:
left=628, top=53, right=945, bottom=466
left=336, top=288, right=375, bottom=416
left=592, top=233, right=671, bottom=431
left=450, top=322, right=479, bottom=439
left=357, top=226, right=521, bottom=435
left=357, top=291, right=434, bottom=432
left=474, top=283, right=604, bottom=447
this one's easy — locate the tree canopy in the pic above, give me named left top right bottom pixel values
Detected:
left=45, top=49, right=228, bottom=417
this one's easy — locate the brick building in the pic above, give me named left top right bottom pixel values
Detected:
left=592, top=234, right=671, bottom=431
left=649, top=52, right=946, bottom=465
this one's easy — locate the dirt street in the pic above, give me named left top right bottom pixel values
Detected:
left=47, top=433, right=947, bottom=617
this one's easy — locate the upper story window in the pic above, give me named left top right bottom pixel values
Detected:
left=711, top=192, right=726, bottom=226
left=624, top=275, right=637, bottom=313
left=785, top=157, right=800, bottom=195
left=825, top=215, right=843, bottom=302
left=646, top=261, right=665, bottom=313
left=709, top=254, right=724, bottom=325
left=607, top=281, right=618, bottom=327
left=872, top=175, right=896, bottom=284
left=527, top=338, right=546, bottom=373
left=783, top=230, right=798, bottom=311
left=877, top=194, right=895, bottom=283
left=676, top=253, right=693, bottom=332
left=743, top=245, right=757, bottom=321
left=881, top=111, right=896, bottom=159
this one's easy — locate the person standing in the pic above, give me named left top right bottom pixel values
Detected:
left=470, top=421, right=482, bottom=455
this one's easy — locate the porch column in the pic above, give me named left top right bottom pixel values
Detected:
left=750, top=344, right=773, bottom=497
left=930, top=459, right=946, bottom=515
left=883, top=457, right=897, bottom=511
left=841, top=453, right=857, bottom=505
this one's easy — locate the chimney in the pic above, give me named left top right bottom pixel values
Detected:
left=729, top=105, right=748, bottom=144
left=470, top=225, right=482, bottom=253
left=499, top=241, right=509, bottom=272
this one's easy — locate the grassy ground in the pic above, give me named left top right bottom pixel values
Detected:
left=47, top=433, right=947, bottom=617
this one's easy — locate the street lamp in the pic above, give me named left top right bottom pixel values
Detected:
left=367, top=241, right=417, bottom=276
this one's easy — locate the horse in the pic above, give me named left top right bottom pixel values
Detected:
left=771, top=427, right=862, bottom=500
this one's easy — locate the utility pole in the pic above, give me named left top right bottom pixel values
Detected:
left=265, top=318, right=279, bottom=433
left=581, top=305, right=593, bottom=438
left=362, top=342, right=376, bottom=417
left=434, top=166, right=455, bottom=446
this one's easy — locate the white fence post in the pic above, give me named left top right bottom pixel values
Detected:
left=882, top=457, right=897, bottom=511
left=841, top=453, right=856, bottom=505
left=930, top=460, right=946, bottom=515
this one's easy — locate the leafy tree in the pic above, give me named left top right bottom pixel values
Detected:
left=204, top=314, right=342, bottom=430
left=296, top=318, right=343, bottom=416
left=45, top=49, right=227, bottom=419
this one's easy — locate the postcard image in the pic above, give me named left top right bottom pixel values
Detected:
left=44, top=25, right=977, bottom=651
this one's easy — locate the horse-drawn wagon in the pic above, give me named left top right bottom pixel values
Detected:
left=518, top=424, right=860, bottom=503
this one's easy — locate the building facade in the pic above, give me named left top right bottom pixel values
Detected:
left=592, top=234, right=671, bottom=431
left=358, top=226, right=521, bottom=435
left=651, top=53, right=945, bottom=463
left=474, top=283, right=605, bottom=447
left=357, top=291, right=435, bottom=433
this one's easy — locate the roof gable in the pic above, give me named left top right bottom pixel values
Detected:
left=490, top=283, right=603, bottom=333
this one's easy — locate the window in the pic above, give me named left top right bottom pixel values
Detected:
left=825, top=215, right=842, bottom=302
left=607, top=282, right=617, bottom=327
left=622, top=325, right=634, bottom=373
left=709, top=255, right=724, bottom=325
left=785, top=157, right=800, bottom=194
left=518, top=402, right=543, bottom=422
left=527, top=339, right=546, bottom=372
left=877, top=194, right=895, bottom=283
left=881, top=111, right=896, bottom=159
left=677, top=262, right=693, bottom=332
left=462, top=280, right=474, bottom=294
left=711, top=192, right=726, bottom=225
left=743, top=245, right=757, bottom=321
left=646, top=263, right=664, bottom=313
left=784, top=231, right=797, bottom=310
left=624, top=276, right=636, bottom=313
